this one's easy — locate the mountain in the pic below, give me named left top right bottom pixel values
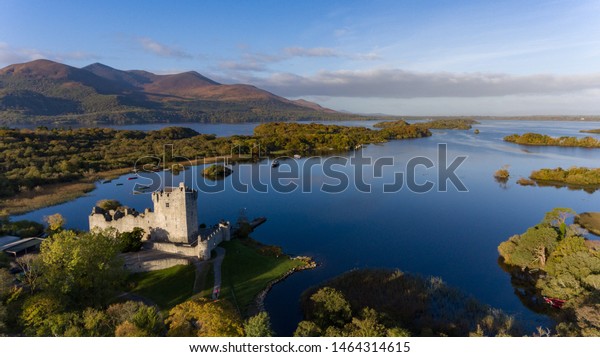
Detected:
left=0, top=59, right=356, bottom=125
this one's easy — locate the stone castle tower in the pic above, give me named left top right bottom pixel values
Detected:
left=89, top=182, right=231, bottom=261
left=150, top=182, right=198, bottom=243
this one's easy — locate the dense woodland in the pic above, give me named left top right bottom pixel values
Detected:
left=294, top=269, right=519, bottom=337
left=504, top=133, right=600, bottom=148
left=498, top=208, right=600, bottom=336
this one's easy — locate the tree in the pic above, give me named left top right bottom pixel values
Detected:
left=44, top=213, right=66, bottom=235
left=96, top=199, right=122, bottom=211
left=294, top=320, right=322, bottom=337
left=0, top=301, right=6, bottom=334
left=106, top=301, right=164, bottom=337
left=307, top=287, right=352, bottom=328
left=166, top=298, right=244, bottom=337
left=115, top=321, right=147, bottom=337
left=543, top=207, right=576, bottom=238
left=20, top=293, right=64, bottom=336
left=118, top=228, right=144, bottom=252
left=16, top=254, right=42, bottom=293
left=39, top=230, right=125, bottom=307
left=345, top=308, right=387, bottom=337
left=0, top=268, right=13, bottom=300
left=81, top=308, right=112, bottom=337
left=244, top=312, right=274, bottom=337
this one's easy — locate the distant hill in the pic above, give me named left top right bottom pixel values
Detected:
left=0, top=59, right=364, bottom=125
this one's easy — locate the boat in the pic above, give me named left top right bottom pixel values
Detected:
left=271, top=160, right=280, bottom=168
left=128, top=176, right=138, bottom=180
left=293, top=154, right=302, bottom=159
left=116, top=183, right=124, bottom=186
left=102, top=179, right=112, bottom=184
left=543, top=296, right=566, bottom=309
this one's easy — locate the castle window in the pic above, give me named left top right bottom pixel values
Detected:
left=166, top=203, right=169, bottom=208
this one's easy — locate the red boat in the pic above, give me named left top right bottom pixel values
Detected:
left=128, top=176, right=138, bottom=180
left=543, top=296, right=566, bottom=309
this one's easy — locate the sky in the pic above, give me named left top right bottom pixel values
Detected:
left=2, top=0, right=600, bottom=115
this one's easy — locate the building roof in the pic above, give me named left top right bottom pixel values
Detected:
left=0, top=237, right=44, bottom=255
left=0, top=235, right=20, bottom=248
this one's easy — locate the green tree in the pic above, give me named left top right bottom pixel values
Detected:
left=543, top=207, right=576, bottom=238
left=345, top=307, right=387, bottom=337
left=307, top=287, right=352, bottom=328
left=118, top=227, right=144, bottom=252
left=0, top=268, right=13, bottom=300
left=81, top=308, right=112, bottom=337
left=244, top=311, right=274, bottom=337
left=39, top=230, right=125, bottom=307
left=19, top=293, right=64, bottom=336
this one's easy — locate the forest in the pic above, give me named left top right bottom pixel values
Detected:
left=294, top=269, right=519, bottom=337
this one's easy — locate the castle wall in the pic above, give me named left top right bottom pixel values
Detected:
left=89, top=211, right=153, bottom=238
left=89, top=183, right=230, bottom=262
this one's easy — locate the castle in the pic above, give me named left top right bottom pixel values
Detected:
left=89, top=182, right=230, bottom=260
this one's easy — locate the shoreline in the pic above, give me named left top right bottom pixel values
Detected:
left=2, top=156, right=234, bottom=216
left=247, top=256, right=317, bottom=317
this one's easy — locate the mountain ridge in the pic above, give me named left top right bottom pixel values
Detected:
left=0, top=59, right=359, bottom=125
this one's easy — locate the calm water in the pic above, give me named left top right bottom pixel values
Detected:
left=14, top=120, right=600, bottom=335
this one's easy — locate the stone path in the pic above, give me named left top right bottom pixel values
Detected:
left=211, top=246, right=225, bottom=299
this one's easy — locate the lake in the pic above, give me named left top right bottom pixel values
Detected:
left=14, top=119, right=600, bottom=335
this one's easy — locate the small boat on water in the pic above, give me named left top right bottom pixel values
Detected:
left=102, top=179, right=112, bottom=184
left=128, top=176, right=138, bottom=180
left=271, top=160, right=280, bottom=168
left=293, top=154, right=302, bottom=159
left=116, top=183, right=124, bottom=186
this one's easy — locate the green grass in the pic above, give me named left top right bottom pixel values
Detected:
left=220, top=239, right=305, bottom=315
left=127, top=264, right=196, bottom=311
left=194, top=262, right=214, bottom=300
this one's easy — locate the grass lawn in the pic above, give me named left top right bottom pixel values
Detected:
left=220, top=239, right=305, bottom=315
left=128, top=264, right=196, bottom=311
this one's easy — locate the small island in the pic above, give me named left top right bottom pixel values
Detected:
left=515, top=167, right=600, bottom=192
left=504, top=133, right=600, bottom=148
left=498, top=208, right=600, bottom=336
left=574, top=212, right=600, bottom=236
left=202, top=164, right=233, bottom=180
left=580, top=129, right=600, bottom=134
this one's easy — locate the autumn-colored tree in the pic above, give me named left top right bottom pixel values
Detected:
left=166, top=298, right=243, bottom=337
left=44, top=213, right=66, bottom=235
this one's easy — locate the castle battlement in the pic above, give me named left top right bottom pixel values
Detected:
left=89, top=182, right=230, bottom=260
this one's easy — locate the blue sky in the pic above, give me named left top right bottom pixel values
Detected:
left=2, top=0, right=600, bottom=115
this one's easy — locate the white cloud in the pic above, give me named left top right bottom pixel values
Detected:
left=248, top=68, right=600, bottom=98
left=219, top=46, right=380, bottom=72
left=0, top=42, right=98, bottom=66
left=137, top=37, right=192, bottom=59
